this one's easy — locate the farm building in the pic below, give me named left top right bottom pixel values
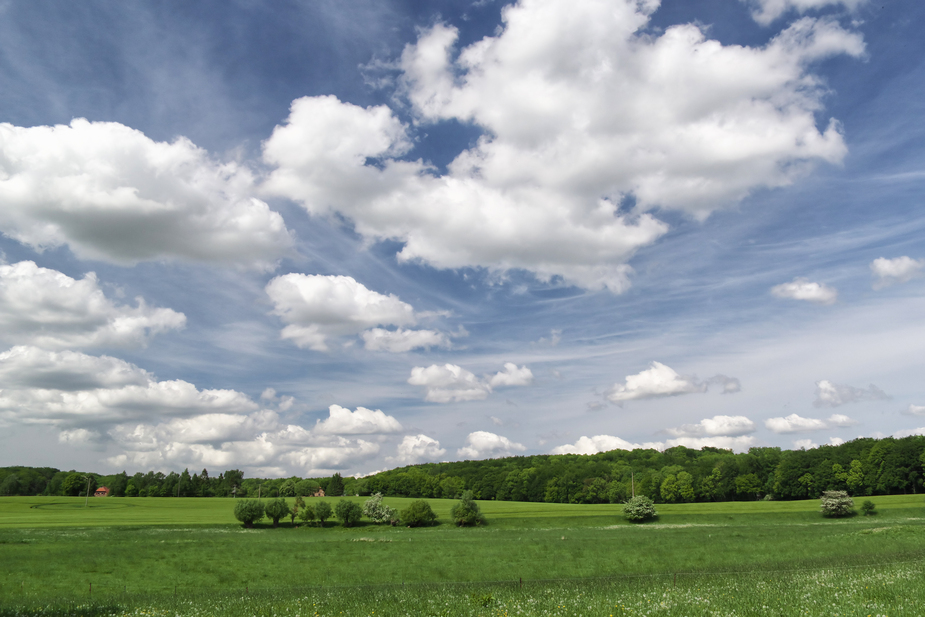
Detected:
left=312, top=488, right=325, bottom=497
left=94, top=486, right=110, bottom=497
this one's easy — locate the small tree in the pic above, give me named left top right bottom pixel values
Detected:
left=264, top=498, right=291, bottom=527
left=314, top=500, right=332, bottom=527
left=401, top=500, right=437, bottom=527
left=861, top=500, right=877, bottom=516
left=363, top=493, right=399, bottom=524
left=298, top=503, right=316, bottom=526
left=290, top=495, right=305, bottom=524
left=450, top=490, right=486, bottom=527
left=820, top=490, right=855, bottom=518
left=335, top=499, right=363, bottom=527
left=233, top=499, right=265, bottom=528
left=622, top=495, right=657, bottom=522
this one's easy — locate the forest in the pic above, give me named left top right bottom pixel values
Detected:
left=2, top=435, right=923, bottom=504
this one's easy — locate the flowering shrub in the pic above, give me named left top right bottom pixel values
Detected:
left=820, top=490, right=855, bottom=518
left=363, top=493, right=399, bottom=524
left=622, top=495, right=657, bottom=522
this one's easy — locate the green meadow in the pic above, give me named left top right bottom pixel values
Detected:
left=2, top=495, right=925, bottom=615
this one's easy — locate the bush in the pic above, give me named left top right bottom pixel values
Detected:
left=264, top=498, right=291, bottom=527
left=335, top=499, right=363, bottom=527
left=622, top=495, right=657, bottom=522
left=400, top=499, right=437, bottom=527
left=820, top=490, right=855, bottom=518
left=450, top=490, right=486, bottom=526
left=233, top=499, right=265, bottom=528
left=314, top=500, right=332, bottom=526
left=861, top=500, right=877, bottom=516
left=363, top=493, right=399, bottom=524
left=298, top=503, right=316, bottom=526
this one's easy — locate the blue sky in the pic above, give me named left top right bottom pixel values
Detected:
left=1, top=0, right=923, bottom=478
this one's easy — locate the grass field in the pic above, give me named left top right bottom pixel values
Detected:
left=2, top=494, right=925, bottom=615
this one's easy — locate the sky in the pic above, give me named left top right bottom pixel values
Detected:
left=0, top=0, right=923, bottom=478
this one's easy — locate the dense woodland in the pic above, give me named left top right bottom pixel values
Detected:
left=2, top=435, right=924, bottom=503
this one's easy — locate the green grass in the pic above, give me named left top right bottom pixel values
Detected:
left=2, top=494, right=924, bottom=615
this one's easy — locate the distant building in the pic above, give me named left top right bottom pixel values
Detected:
left=312, top=488, right=325, bottom=497
left=94, top=486, right=110, bottom=497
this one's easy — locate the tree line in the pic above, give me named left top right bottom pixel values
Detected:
left=2, top=435, right=923, bottom=503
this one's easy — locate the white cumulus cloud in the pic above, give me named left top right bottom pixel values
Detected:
left=606, top=362, right=707, bottom=404
left=266, top=273, right=444, bottom=352
left=902, top=404, right=925, bottom=416
left=666, top=415, right=756, bottom=438
left=263, top=0, right=862, bottom=292
left=408, top=362, right=534, bottom=402
left=771, top=277, right=837, bottom=304
left=814, top=380, right=889, bottom=407
left=457, top=430, right=526, bottom=460
left=388, top=434, right=447, bottom=465
left=313, top=404, right=403, bottom=435
left=0, top=119, right=292, bottom=268
left=870, top=256, right=925, bottom=288
left=765, top=412, right=857, bottom=433
left=551, top=434, right=653, bottom=455
left=0, top=261, right=185, bottom=350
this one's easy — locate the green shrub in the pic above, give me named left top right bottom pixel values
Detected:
left=400, top=499, right=438, bottom=527
left=450, top=490, right=486, bottom=526
left=622, top=495, right=657, bottom=522
left=297, top=502, right=316, bottom=526
left=314, top=500, right=332, bottom=526
left=820, top=490, right=855, bottom=518
left=233, top=499, right=265, bottom=528
left=335, top=499, right=363, bottom=527
left=363, top=492, right=399, bottom=524
left=861, top=500, right=877, bottom=516
left=264, top=498, right=291, bottom=527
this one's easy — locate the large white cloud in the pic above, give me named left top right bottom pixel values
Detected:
left=771, top=277, right=837, bottom=304
left=813, top=379, right=889, bottom=407
left=388, top=434, right=447, bottom=465
left=666, top=415, right=756, bottom=438
left=0, top=346, right=257, bottom=426
left=408, top=364, right=490, bottom=403
left=550, top=433, right=755, bottom=454
left=765, top=412, right=857, bottom=433
left=0, top=119, right=292, bottom=268
left=870, top=257, right=924, bottom=288
left=408, top=362, right=534, bottom=402
left=265, top=273, right=444, bottom=352
left=262, top=1, right=861, bottom=291
left=313, top=404, right=403, bottom=435
left=743, top=0, right=870, bottom=26
left=606, top=361, right=707, bottom=403
left=0, top=261, right=185, bottom=350
left=457, top=430, right=526, bottom=460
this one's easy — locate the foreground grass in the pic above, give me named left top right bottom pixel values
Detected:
left=2, top=562, right=924, bottom=616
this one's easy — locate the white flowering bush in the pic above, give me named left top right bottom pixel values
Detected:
left=820, top=490, right=855, bottom=518
left=363, top=492, right=399, bottom=524
left=622, top=495, right=657, bottom=522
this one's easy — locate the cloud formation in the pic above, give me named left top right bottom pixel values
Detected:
left=765, top=412, right=857, bottom=433
left=313, top=404, right=403, bottom=435
left=551, top=433, right=755, bottom=454
left=263, top=0, right=862, bottom=291
left=813, top=380, right=889, bottom=407
left=0, top=119, right=292, bottom=268
left=457, top=431, right=526, bottom=459
left=665, top=415, right=756, bottom=438
left=771, top=278, right=837, bottom=304
left=870, top=256, right=924, bottom=288
left=605, top=362, right=737, bottom=405
left=266, top=273, right=445, bottom=352
left=743, top=0, right=870, bottom=26
left=388, top=434, right=447, bottom=465
left=408, top=362, right=534, bottom=402
left=0, top=261, right=185, bottom=350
